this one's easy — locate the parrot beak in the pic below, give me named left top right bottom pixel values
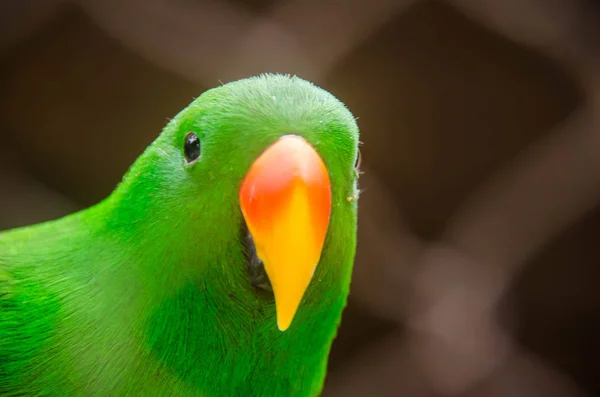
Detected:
left=240, top=135, right=332, bottom=331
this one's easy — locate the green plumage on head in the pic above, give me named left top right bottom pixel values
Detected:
left=0, top=74, right=360, bottom=396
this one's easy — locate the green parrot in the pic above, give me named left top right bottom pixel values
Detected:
left=0, top=74, right=360, bottom=396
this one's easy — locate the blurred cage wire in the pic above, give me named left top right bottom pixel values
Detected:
left=1, top=0, right=600, bottom=396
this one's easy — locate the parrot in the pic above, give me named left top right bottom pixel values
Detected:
left=0, top=74, right=360, bottom=396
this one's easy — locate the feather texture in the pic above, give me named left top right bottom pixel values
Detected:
left=0, top=74, right=360, bottom=396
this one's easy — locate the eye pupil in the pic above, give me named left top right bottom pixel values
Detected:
left=184, top=133, right=201, bottom=163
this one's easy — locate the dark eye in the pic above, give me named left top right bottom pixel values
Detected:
left=355, top=149, right=362, bottom=171
left=184, top=132, right=201, bottom=163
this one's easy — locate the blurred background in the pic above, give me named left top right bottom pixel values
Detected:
left=1, top=0, right=600, bottom=395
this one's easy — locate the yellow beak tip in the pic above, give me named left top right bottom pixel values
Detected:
left=276, top=310, right=294, bottom=331
left=277, top=322, right=289, bottom=332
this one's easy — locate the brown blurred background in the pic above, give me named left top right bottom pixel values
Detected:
left=2, top=0, right=600, bottom=395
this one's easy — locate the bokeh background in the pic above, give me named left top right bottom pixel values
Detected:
left=2, top=0, right=600, bottom=395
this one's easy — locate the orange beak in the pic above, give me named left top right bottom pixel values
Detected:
left=239, top=135, right=332, bottom=331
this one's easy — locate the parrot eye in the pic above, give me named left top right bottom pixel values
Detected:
left=184, top=132, right=201, bottom=163
left=355, top=149, right=362, bottom=171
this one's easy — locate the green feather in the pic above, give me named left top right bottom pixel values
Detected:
left=0, top=74, right=360, bottom=396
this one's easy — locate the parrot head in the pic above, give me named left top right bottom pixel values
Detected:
left=118, top=74, right=360, bottom=334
